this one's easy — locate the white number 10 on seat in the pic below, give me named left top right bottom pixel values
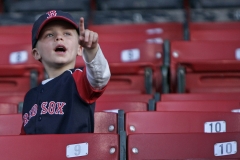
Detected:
left=204, top=121, right=226, bottom=133
left=214, top=141, right=237, bottom=156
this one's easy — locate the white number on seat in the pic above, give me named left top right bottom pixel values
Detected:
left=121, top=49, right=140, bottom=62
left=146, top=38, right=163, bottom=44
left=146, top=28, right=163, bottom=35
left=204, top=121, right=226, bottom=133
left=235, top=48, right=240, bottom=60
left=214, top=141, right=237, bottom=156
left=66, top=142, right=88, bottom=158
left=9, top=50, right=28, bottom=64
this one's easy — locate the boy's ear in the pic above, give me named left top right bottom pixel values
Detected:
left=77, top=45, right=83, bottom=56
left=32, top=48, right=42, bottom=61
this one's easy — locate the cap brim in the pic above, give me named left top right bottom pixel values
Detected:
left=36, top=16, right=78, bottom=39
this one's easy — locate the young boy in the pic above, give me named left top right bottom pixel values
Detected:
left=21, top=10, right=110, bottom=134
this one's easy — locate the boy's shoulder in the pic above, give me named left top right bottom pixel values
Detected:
left=24, top=86, right=40, bottom=98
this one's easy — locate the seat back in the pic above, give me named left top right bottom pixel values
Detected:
left=0, top=112, right=118, bottom=135
left=98, top=94, right=153, bottom=103
left=0, top=44, right=44, bottom=92
left=170, top=40, right=240, bottom=93
left=0, top=114, right=22, bottom=135
left=0, top=133, right=119, bottom=160
left=76, top=41, right=163, bottom=94
left=189, top=21, right=240, bottom=31
left=0, top=103, right=18, bottom=114
left=161, top=93, right=240, bottom=101
left=190, top=29, right=240, bottom=41
left=89, top=22, right=184, bottom=34
left=156, top=100, right=240, bottom=112
left=126, top=111, right=240, bottom=135
left=128, top=133, right=240, bottom=159
left=96, top=101, right=148, bottom=112
left=94, top=112, right=118, bottom=133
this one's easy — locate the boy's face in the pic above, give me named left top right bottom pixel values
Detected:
left=32, top=20, right=81, bottom=69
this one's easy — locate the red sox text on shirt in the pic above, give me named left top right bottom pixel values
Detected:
left=23, top=101, right=66, bottom=126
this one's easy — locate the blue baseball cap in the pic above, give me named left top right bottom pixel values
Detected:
left=32, top=10, right=78, bottom=49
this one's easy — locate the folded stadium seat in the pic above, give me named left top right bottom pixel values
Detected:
left=0, top=103, right=18, bottom=114
left=94, top=112, right=118, bottom=133
left=0, top=24, right=32, bottom=34
left=0, top=133, right=120, bottom=159
left=125, top=111, right=240, bottom=135
left=95, top=101, right=148, bottom=112
left=188, top=21, right=240, bottom=41
left=89, top=22, right=184, bottom=38
left=156, top=100, right=240, bottom=113
left=0, top=114, right=22, bottom=135
left=0, top=44, right=44, bottom=93
left=98, top=33, right=172, bottom=44
left=97, top=94, right=157, bottom=111
left=98, top=94, right=154, bottom=102
left=161, top=92, right=240, bottom=101
left=189, top=21, right=240, bottom=31
left=190, top=29, right=240, bottom=41
left=77, top=41, right=163, bottom=94
left=0, top=34, right=31, bottom=45
left=0, top=112, right=120, bottom=135
left=128, top=133, right=240, bottom=159
left=168, top=40, right=240, bottom=93
left=0, top=93, right=24, bottom=116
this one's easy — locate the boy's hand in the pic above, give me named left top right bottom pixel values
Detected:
left=79, top=17, right=98, bottom=51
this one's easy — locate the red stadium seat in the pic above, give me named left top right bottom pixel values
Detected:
left=96, top=101, right=148, bottom=112
left=0, top=25, right=32, bottom=34
left=0, top=103, right=18, bottom=114
left=97, top=94, right=155, bottom=111
left=0, top=112, right=118, bottom=135
left=98, top=94, right=154, bottom=103
left=170, top=40, right=240, bottom=93
left=94, top=112, right=118, bottom=133
left=89, top=22, right=184, bottom=36
left=190, top=29, right=240, bottom=41
left=125, top=111, right=240, bottom=135
left=156, top=100, right=240, bottom=112
left=0, top=44, right=44, bottom=93
left=99, top=33, right=165, bottom=43
left=128, top=133, right=240, bottom=159
left=189, top=21, right=240, bottom=31
left=161, top=93, right=240, bottom=101
left=0, top=114, right=22, bottom=135
left=0, top=34, right=31, bottom=45
left=77, top=41, right=162, bottom=94
left=0, top=133, right=119, bottom=159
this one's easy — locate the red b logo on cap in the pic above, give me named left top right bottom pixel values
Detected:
left=46, top=10, right=57, bottom=19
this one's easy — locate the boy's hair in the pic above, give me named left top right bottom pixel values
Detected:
left=32, top=10, right=79, bottom=49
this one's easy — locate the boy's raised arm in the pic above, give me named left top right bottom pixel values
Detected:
left=79, top=17, right=99, bottom=62
left=78, top=17, right=110, bottom=90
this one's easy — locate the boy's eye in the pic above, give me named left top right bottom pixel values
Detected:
left=46, top=33, right=53, bottom=37
left=64, top=32, right=71, bottom=36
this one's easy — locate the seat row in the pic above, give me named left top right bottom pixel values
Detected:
left=1, top=92, right=240, bottom=159
left=0, top=21, right=240, bottom=95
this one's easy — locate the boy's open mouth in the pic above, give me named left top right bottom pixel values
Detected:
left=55, top=45, right=66, bottom=52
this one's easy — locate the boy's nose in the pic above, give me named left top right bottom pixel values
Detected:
left=55, top=35, right=63, bottom=41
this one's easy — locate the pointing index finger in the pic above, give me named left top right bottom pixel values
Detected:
left=79, top=17, right=85, bottom=34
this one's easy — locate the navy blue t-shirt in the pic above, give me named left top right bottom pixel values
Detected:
left=21, top=68, right=105, bottom=134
